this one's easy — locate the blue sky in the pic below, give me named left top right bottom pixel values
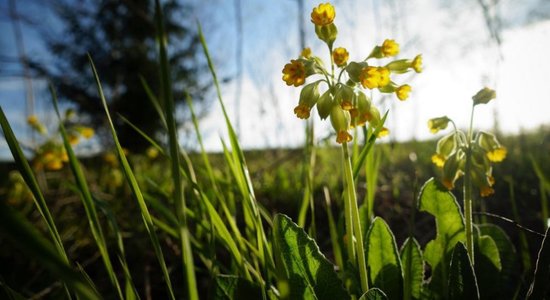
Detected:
left=1, top=0, right=550, bottom=159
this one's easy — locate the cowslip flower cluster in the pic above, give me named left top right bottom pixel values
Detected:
left=26, top=112, right=95, bottom=171
left=428, top=88, right=506, bottom=197
left=282, top=2, right=422, bottom=144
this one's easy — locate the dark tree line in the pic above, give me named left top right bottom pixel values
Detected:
left=30, top=0, right=205, bottom=151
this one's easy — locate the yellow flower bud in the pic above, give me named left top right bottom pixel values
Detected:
left=377, top=127, right=390, bottom=138
left=68, top=133, right=80, bottom=145
left=80, top=127, right=95, bottom=139
left=428, top=116, right=451, bottom=134
left=472, top=87, right=496, bottom=105
left=27, top=115, right=38, bottom=126
left=487, top=147, right=507, bottom=162
left=432, top=154, right=446, bottom=168
left=311, top=3, right=335, bottom=26
left=381, top=39, right=400, bottom=57
left=411, top=55, right=422, bottom=73
left=396, top=84, right=411, bottom=101
left=301, top=47, right=312, bottom=59
left=282, top=59, right=306, bottom=87
left=332, top=47, right=349, bottom=67
left=146, top=147, right=159, bottom=159
left=299, top=82, right=321, bottom=108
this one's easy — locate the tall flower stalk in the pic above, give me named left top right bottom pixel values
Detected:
left=282, top=2, right=422, bottom=294
left=428, top=87, right=505, bottom=264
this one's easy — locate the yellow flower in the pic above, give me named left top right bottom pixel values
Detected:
left=282, top=60, right=306, bottom=87
left=103, top=152, right=118, bottom=167
left=360, top=67, right=390, bottom=89
left=332, top=47, right=349, bottom=67
left=378, top=67, right=390, bottom=87
left=381, top=39, right=399, bottom=57
left=45, top=159, right=63, bottom=171
left=359, top=66, right=379, bottom=89
left=411, top=55, right=422, bottom=73
left=442, top=178, right=454, bottom=190
left=487, top=147, right=507, bottom=162
left=146, top=147, right=159, bottom=159
left=480, top=185, right=495, bottom=197
left=301, top=47, right=312, bottom=58
left=294, top=104, right=311, bottom=119
left=68, top=134, right=80, bottom=145
left=336, top=130, right=352, bottom=144
left=311, top=3, right=335, bottom=26
left=81, top=127, right=95, bottom=139
left=396, top=84, right=411, bottom=101
left=27, top=115, right=39, bottom=126
left=428, top=116, right=451, bottom=134
left=431, top=154, right=446, bottom=168
left=377, top=127, right=390, bottom=138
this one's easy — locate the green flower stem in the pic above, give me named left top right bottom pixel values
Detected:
left=342, top=142, right=369, bottom=292
left=464, top=104, right=476, bottom=265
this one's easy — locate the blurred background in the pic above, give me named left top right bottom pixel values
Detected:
left=1, top=0, right=549, bottom=157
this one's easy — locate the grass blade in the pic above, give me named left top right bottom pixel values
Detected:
left=155, top=1, right=198, bottom=298
left=50, top=85, right=124, bottom=299
left=88, top=54, right=176, bottom=300
left=0, top=201, right=99, bottom=299
left=0, top=106, right=69, bottom=263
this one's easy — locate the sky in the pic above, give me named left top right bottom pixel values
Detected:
left=1, top=0, right=550, bottom=159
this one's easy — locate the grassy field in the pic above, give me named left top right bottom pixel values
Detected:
left=1, top=126, right=548, bottom=298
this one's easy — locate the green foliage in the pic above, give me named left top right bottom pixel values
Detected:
left=478, top=224, right=520, bottom=297
left=448, top=242, right=479, bottom=300
left=418, top=178, right=466, bottom=298
left=365, top=217, right=403, bottom=300
left=273, top=214, right=349, bottom=300
left=359, top=288, right=388, bottom=300
left=214, top=275, right=263, bottom=300
left=474, top=232, right=502, bottom=298
left=400, top=238, right=423, bottom=300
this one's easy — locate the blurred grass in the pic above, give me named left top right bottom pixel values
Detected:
left=1, top=125, right=548, bottom=297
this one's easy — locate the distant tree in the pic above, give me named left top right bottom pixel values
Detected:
left=31, top=0, right=204, bottom=151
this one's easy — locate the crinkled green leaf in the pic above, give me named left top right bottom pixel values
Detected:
left=365, top=217, right=403, bottom=300
left=400, top=238, right=424, bottom=300
left=479, top=224, right=519, bottom=298
left=448, top=242, right=479, bottom=300
left=273, top=214, right=349, bottom=300
left=418, top=178, right=465, bottom=298
left=474, top=233, right=501, bottom=299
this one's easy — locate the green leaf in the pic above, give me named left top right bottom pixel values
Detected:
left=448, top=242, right=479, bottom=300
left=473, top=233, right=501, bottom=299
left=214, top=275, right=263, bottom=300
left=478, top=224, right=519, bottom=298
left=400, top=238, right=424, bottom=300
left=418, top=178, right=465, bottom=298
left=526, top=227, right=550, bottom=299
left=273, top=214, right=349, bottom=300
left=365, top=217, right=403, bottom=300
left=359, top=288, right=389, bottom=300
